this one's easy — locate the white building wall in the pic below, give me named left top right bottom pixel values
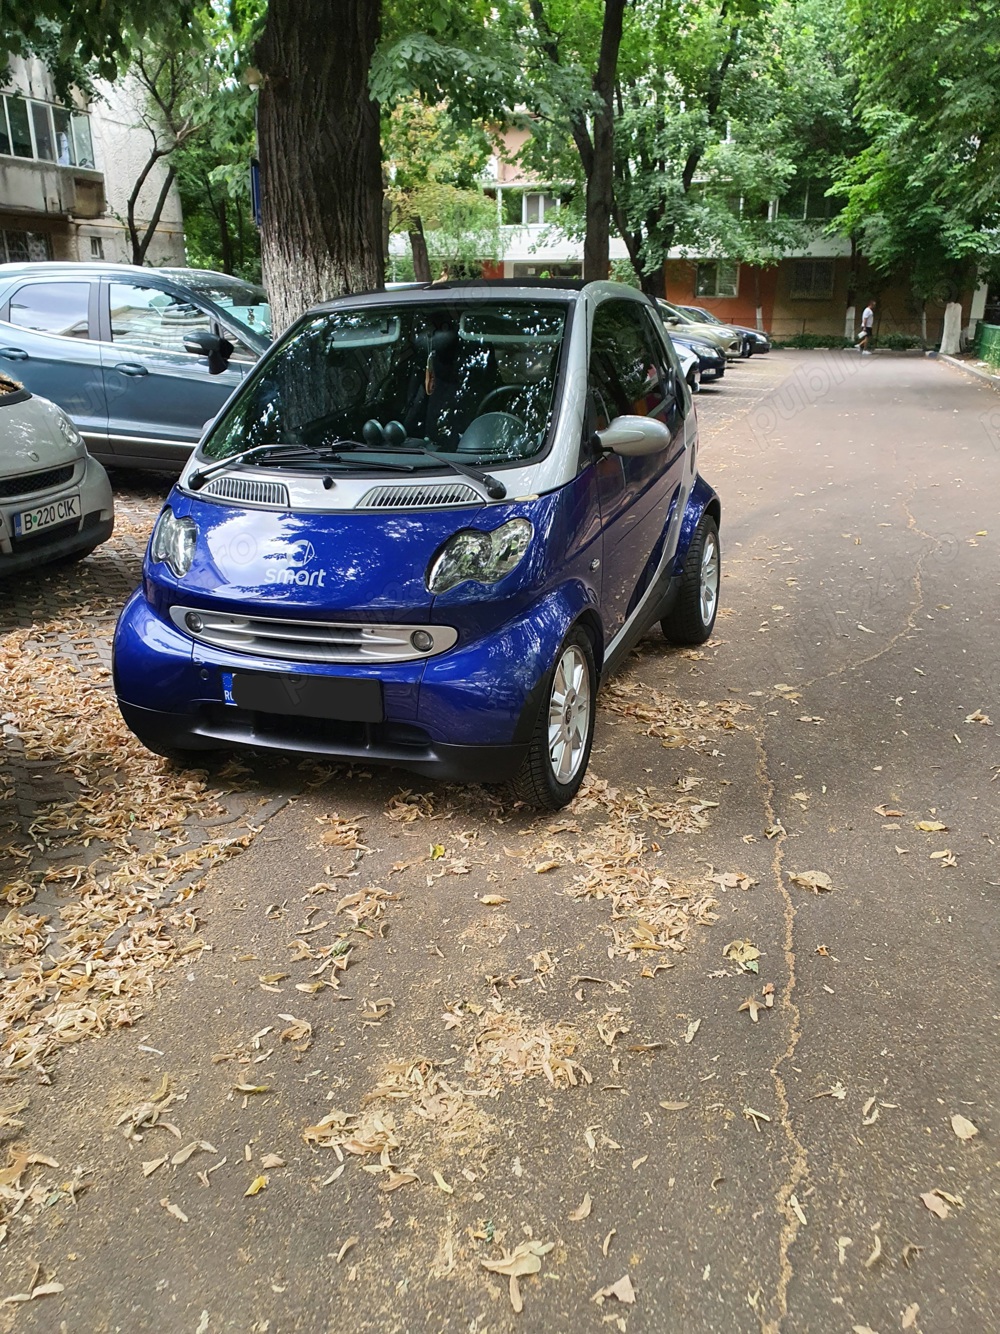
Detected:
left=88, top=75, right=185, bottom=266
left=0, top=57, right=184, bottom=265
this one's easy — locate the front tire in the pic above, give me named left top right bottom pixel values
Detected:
left=509, top=628, right=597, bottom=810
left=661, top=515, right=720, bottom=645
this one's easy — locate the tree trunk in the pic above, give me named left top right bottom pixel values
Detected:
left=256, top=0, right=384, bottom=332
left=584, top=0, right=627, bottom=282
left=920, top=302, right=927, bottom=348
left=218, top=197, right=234, bottom=275
left=408, top=218, right=432, bottom=283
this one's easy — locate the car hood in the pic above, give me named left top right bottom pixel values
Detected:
left=0, top=392, right=83, bottom=479
left=682, top=320, right=739, bottom=343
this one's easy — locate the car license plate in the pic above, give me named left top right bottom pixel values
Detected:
left=13, top=493, right=81, bottom=537
left=222, top=671, right=384, bottom=723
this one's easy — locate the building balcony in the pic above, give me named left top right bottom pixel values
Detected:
left=0, top=155, right=105, bottom=221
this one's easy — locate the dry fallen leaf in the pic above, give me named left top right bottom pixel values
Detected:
left=951, top=1114, right=978, bottom=1141
left=480, top=895, right=510, bottom=907
left=336, top=1235, right=359, bottom=1264
left=788, top=870, right=833, bottom=893
left=159, top=1197, right=189, bottom=1223
left=914, top=820, right=948, bottom=833
left=534, top=860, right=560, bottom=874
left=659, top=1100, right=690, bottom=1112
left=602, top=1228, right=616, bottom=1256
left=592, top=1274, right=636, bottom=1306
left=902, top=1304, right=919, bottom=1330
left=874, top=804, right=904, bottom=818
left=432, top=1170, right=454, bottom=1195
left=568, top=1193, right=592, bottom=1221
left=481, top=1240, right=554, bottom=1313
left=684, top=1018, right=701, bottom=1044
left=244, top=1175, right=268, bottom=1197
left=789, top=1195, right=807, bottom=1226
left=920, top=1190, right=959, bottom=1219
left=864, top=1231, right=882, bottom=1269
left=723, top=940, right=760, bottom=973
left=261, top=1153, right=286, bottom=1169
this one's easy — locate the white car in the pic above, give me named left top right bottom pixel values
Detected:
left=0, top=375, right=114, bottom=575
left=674, top=341, right=701, bottom=393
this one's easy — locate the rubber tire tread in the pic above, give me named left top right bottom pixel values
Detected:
left=508, top=627, right=597, bottom=810
left=661, top=515, right=720, bottom=646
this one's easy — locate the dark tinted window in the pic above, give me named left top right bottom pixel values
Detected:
left=589, top=300, right=673, bottom=430
left=8, top=282, right=90, bottom=338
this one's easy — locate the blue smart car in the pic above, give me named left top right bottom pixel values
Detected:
left=113, top=280, right=721, bottom=808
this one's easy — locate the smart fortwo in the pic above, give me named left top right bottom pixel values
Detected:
left=113, top=280, right=721, bottom=809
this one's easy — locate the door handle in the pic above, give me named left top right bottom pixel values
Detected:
left=114, top=362, right=148, bottom=376
left=0, top=348, right=28, bottom=361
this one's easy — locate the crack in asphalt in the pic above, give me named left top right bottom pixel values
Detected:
left=750, top=720, right=807, bottom=1334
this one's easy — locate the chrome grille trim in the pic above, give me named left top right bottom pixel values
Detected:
left=169, top=605, right=458, bottom=663
left=359, top=481, right=481, bottom=510
left=200, top=476, right=290, bottom=507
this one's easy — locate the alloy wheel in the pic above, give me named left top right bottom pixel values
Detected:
left=547, top=644, right=591, bottom=784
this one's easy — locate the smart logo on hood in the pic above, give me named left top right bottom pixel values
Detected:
left=265, top=538, right=326, bottom=587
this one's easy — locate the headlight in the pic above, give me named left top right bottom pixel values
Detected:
left=427, top=518, right=533, bottom=594
left=150, top=507, right=197, bottom=578
left=55, top=411, right=85, bottom=454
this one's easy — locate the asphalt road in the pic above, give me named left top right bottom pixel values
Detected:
left=1, top=352, right=997, bottom=1334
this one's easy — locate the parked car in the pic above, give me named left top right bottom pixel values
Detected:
left=114, top=280, right=722, bottom=809
left=673, top=340, right=702, bottom=392
left=657, top=299, right=743, bottom=359
left=679, top=305, right=771, bottom=354
left=0, top=374, right=113, bottom=575
left=667, top=329, right=726, bottom=383
left=0, top=263, right=270, bottom=472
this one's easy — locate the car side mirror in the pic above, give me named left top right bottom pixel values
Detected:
left=184, top=330, right=234, bottom=374
left=597, top=415, right=672, bottom=456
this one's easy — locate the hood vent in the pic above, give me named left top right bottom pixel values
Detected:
left=359, top=481, right=481, bottom=510
left=200, top=475, right=290, bottom=507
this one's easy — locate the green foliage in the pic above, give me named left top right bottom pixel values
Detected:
left=773, top=332, right=855, bottom=347
left=384, top=98, right=504, bottom=273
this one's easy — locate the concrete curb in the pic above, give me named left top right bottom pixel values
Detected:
left=939, top=353, right=1000, bottom=393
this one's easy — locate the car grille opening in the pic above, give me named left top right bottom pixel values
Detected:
left=169, top=606, right=458, bottom=664
left=359, top=482, right=481, bottom=509
left=199, top=476, right=290, bottom=507
left=0, top=464, right=75, bottom=500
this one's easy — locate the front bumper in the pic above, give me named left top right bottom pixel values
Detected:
left=0, top=455, right=114, bottom=576
left=112, top=588, right=581, bottom=781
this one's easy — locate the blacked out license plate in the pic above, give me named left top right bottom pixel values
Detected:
left=223, top=671, right=384, bottom=723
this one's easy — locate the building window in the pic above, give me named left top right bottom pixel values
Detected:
left=89, top=236, right=104, bottom=259
left=776, top=181, right=838, bottom=222
left=511, top=262, right=581, bottom=279
left=0, top=229, right=51, bottom=263
left=695, top=261, right=739, bottom=298
left=500, top=189, right=561, bottom=226
left=790, top=260, right=835, bottom=299
left=0, top=95, right=95, bottom=169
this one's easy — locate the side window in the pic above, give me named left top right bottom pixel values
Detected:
left=8, top=282, right=90, bottom=338
left=589, top=300, right=672, bottom=431
left=109, top=283, right=213, bottom=354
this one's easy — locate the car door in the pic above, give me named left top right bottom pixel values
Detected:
left=0, top=279, right=109, bottom=452
left=98, top=278, right=248, bottom=468
left=590, top=297, right=688, bottom=637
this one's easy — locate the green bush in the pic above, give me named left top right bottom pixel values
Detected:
left=774, top=331, right=924, bottom=350
left=773, top=333, right=855, bottom=349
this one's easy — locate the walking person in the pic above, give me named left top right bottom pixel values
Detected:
left=859, top=298, right=876, bottom=355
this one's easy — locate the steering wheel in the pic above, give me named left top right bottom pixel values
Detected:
left=476, top=384, right=522, bottom=415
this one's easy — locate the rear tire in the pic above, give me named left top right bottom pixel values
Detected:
left=509, top=627, right=597, bottom=810
left=661, top=515, right=720, bottom=645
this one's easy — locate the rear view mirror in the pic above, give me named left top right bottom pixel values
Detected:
left=597, top=415, right=672, bottom=456
left=184, top=330, right=234, bottom=374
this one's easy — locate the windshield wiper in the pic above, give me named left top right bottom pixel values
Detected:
left=187, top=443, right=322, bottom=489
left=417, top=449, right=507, bottom=501
left=187, top=441, right=420, bottom=489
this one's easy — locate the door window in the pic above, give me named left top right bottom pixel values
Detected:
left=589, top=300, right=673, bottom=430
left=109, top=283, right=213, bottom=354
left=8, top=282, right=90, bottom=338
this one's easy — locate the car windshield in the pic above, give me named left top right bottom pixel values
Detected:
left=202, top=299, right=568, bottom=468
left=176, top=272, right=271, bottom=337
left=660, top=301, right=698, bottom=325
